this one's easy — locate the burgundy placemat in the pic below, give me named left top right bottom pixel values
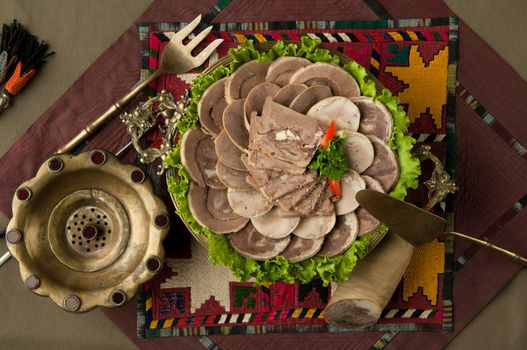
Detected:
left=0, top=0, right=525, bottom=349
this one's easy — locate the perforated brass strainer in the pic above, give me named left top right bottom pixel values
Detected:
left=6, top=150, right=169, bottom=312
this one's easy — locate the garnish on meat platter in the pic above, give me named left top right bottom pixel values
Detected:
left=165, top=36, right=421, bottom=285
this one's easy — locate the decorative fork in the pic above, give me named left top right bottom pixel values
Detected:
left=57, top=15, right=222, bottom=154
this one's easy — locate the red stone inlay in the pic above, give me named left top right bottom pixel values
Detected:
left=130, top=169, right=146, bottom=183
left=16, top=187, right=31, bottom=201
left=111, top=291, right=126, bottom=305
left=154, top=214, right=169, bottom=228
left=146, top=256, right=161, bottom=272
left=82, top=225, right=98, bottom=240
left=6, top=229, right=22, bottom=244
left=90, top=150, right=106, bottom=165
left=48, top=157, right=64, bottom=172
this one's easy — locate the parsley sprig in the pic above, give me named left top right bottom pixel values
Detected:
left=308, top=135, right=349, bottom=180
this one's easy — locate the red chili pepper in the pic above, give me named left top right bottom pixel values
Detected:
left=328, top=179, right=341, bottom=199
left=320, top=120, right=336, bottom=149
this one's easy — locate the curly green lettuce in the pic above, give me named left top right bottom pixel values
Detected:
left=165, top=36, right=420, bottom=286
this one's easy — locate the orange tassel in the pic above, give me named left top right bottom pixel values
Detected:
left=4, top=62, right=36, bottom=96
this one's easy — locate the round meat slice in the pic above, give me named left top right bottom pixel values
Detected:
left=197, top=77, right=228, bottom=136
left=244, top=82, right=280, bottom=126
left=225, top=60, right=272, bottom=103
left=251, top=206, right=300, bottom=239
left=335, top=170, right=366, bottom=215
left=223, top=99, right=249, bottom=151
left=281, top=235, right=324, bottom=263
left=289, top=85, right=332, bottom=114
left=180, top=128, right=208, bottom=187
left=266, top=57, right=312, bottom=87
left=227, top=188, right=273, bottom=218
left=207, top=188, right=241, bottom=220
left=214, top=131, right=246, bottom=171
left=357, top=175, right=384, bottom=236
left=216, top=161, right=252, bottom=190
left=318, top=212, right=358, bottom=257
left=289, top=62, right=360, bottom=98
left=363, top=136, right=399, bottom=191
left=307, top=96, right=360, bottom=131
left=293, top=213, right=336, bottom=239
left=229, top=222, right=290, bottom=261
left=193, top=132, right=225, bottom=189
left=351, top=96, right=393, bottom=142
left=344, top=132, right=374, bottom=174
left=273, top=84, right=307, bottom=106
left=188, top=183, right=249, bottom=234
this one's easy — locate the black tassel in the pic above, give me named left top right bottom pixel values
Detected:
left=1, top=20, right=28, bottom=58
left=19, top=34, right=54, bottom=75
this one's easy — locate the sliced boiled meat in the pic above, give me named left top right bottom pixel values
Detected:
left=362, top=175, right=384, bottom=192
left=275, top=179, right=319, bottom=210
left=192, top=132, right=225, bottom=189
left=206, top=188, right=240, bottom=220
left=335, top=170, right=365, bottom=215
left=313, top=187, right=335, bottom=216
left=225, top=60, right=271, bottom=103
left=281, top=235, right=324, bottom=263
left=227, top=188, right=273, bottom=218
left=244, top=82, right=280, bottom=127
left=273, top=84, right=307, bottom=106
left=188, top=183, right=248, bottom=233
left=351, top=96, right=393, bottom=142
left=289, top=62, right=360, bottom=98
left=356, top=175, right=384, bottom=236
left=307, top=96, right=360, bottom=131
left=247, top=151, right=305, bottom=175
left=223, top=99, right=249, bottom=151
left=197, top=77, right=228, bottom=136
left=260, top=171, right=318, bottom=200
left=288, top=85, right=332, bottom=114
left=229, top=222, right=290, bottom=261
left=251, top=206, right=300, bottom=239
left=318, top=212, right=358, bottom=257
left=180, top=128, right=208, bottom=187
left=344, top=132, right=374, bottom=174
left=266, top=56, right=311, bottom=87
left=214, top=131, right=246, bottom=171
left=363, top=136, right=399, bottom=191
left=293, top=213, right=336, bottom=239
left=216, top=160, right=252, bottom=190
left=249, top=97, right=323, bottom=168
left=293, top=180, right=326, bottom=216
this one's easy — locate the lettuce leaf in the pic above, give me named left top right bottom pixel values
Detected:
left=164, top=36, right=420, bottom=286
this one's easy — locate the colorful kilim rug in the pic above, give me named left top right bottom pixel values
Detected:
left=137, top=17, right=458, bottom=338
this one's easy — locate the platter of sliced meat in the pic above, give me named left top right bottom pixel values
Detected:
left=166, top=39, right=420, bottom=284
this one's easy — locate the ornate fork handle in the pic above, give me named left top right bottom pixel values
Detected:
left=119, top=90, right=189, bottom=175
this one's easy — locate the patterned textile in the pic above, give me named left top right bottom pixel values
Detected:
left=137, top=17, right=458, bottom=338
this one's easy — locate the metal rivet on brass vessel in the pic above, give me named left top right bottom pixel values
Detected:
left=6, top=150, right=170, bottom=312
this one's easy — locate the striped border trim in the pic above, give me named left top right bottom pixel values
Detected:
left=197, top=335, right=222, bottom=350
left=370, top=331, right=399, bottom=350
left=456, top=82, right=527, bottom=159
left=380, top=308, right=439, bottom=319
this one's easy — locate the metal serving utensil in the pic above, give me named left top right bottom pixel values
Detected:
left=56, top=15, right=223, bottom=154
left=356, top=189, right=527, bottom=266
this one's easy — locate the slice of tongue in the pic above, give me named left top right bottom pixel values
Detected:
left=206, top=188, right=241, bottom=220
left=318, top=211, right=358, bottom=257
left=180, top=128, right=208, bottom=187
left=265, top=56, right=311, bottom=87
left=251, top=206, right=300, bottom=239
left=223, top=99, right=249, bottom=151
left=194, top=132, right=225, bottom=189
left=273, top=84, right=307, bottom=106
left=216, top=161, right=252, bottom=190
left=281, top=235, right=324, bottom=263
left=229, top=222, right=290, bottom=261
left=289, top=62, right=360, bottom=98
left=288, top=85, right=332, bottom=114
left=363, top=135, right=399, bottom=191
left=335, top=170, right=366, bottom=215
left=351, top=96, right=393, bottom=142
left=188, top=183, right=248, bottom=234
left=307, top=96, right=360, bottom=131
left=225, top=60, right=271, bottom=103
left=215, top=131, right=246, bottom=171
left=198, top=77, right=228, bottom=136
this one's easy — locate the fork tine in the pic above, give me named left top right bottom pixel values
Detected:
left=186, top=26, right=213, bottom=51
left=172, top=14, right=202, bottom=41
left=195, top=39, right=224, bottom=64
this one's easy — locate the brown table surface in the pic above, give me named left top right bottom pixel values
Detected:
left=0, top=1, right=526, bottom=349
